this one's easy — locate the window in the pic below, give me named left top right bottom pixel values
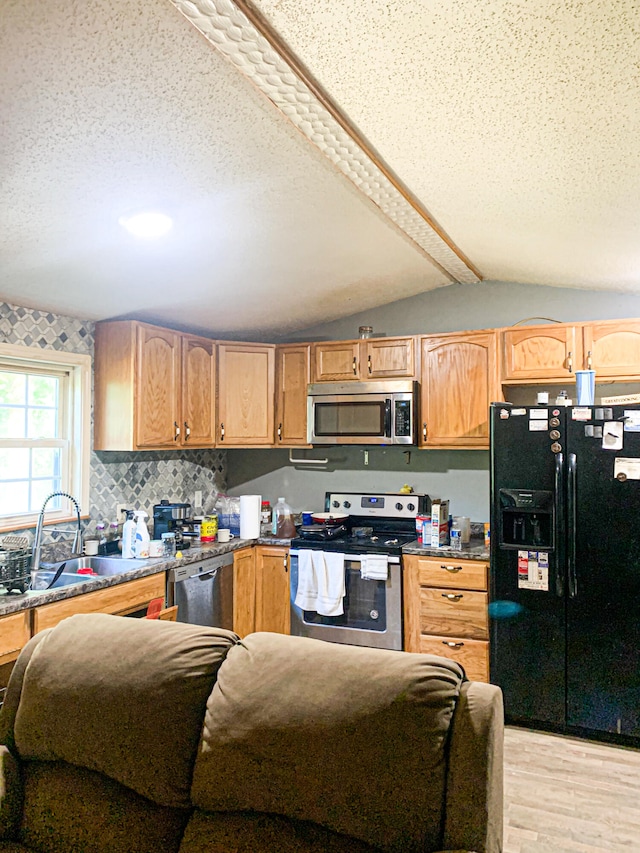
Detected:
left=0, top=343, right=91, bottom=531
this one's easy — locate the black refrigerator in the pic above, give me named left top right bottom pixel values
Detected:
left=490, top=401, right=640, bottom=741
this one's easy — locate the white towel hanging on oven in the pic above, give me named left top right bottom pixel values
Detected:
left=359, top=553, right=389, bottom=581
left=294, top=549, right=318, bottom=611
left=313, top=551, right=346, bottom=616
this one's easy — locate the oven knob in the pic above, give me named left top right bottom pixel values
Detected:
left=343, top=501, right=351, bottom=508
left=370, top=610, right=379, bottom=620
left=395, top=502, right=403, bottom=510
left=332, top=500, right=340, bottom=508
left=407, top=502, right=415, bottom=512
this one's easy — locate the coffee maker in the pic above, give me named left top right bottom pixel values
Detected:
left=153, top=500, right=192, bottom=549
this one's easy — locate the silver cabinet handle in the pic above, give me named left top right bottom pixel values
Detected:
left=352, top=356, right=357, bottom=375
left=443, top=640, right=464, bottom=648
left=174, top=421, right=180, bottom=441
left=567, top=350, right=573, bottom=373
left=442, top=592, right=463, bottom=601
left=220, top=422, right=225, bottom=441
left=441, top=564, right=463, bottom=573
left=368, top=355, right=372, bottom=374
left=184, top=421, right=191, bottom=441
left=422, top=422, right=427, bottom=440
left=277, top=423, right=282, bottom=441
left=587, top=349, right=593, bottom=369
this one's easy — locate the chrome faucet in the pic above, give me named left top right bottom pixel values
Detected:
left=31, top=492, right=83, bottom=571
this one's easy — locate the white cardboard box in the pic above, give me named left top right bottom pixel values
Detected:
left=430, top=499, right=450, bottom=547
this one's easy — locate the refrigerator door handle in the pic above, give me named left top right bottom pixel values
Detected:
left=567, top=452, right=577, bottom=599
left=554, top=452, right=565, bottom=597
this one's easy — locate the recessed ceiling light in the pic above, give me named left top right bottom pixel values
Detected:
left=119, top=211, right=173, bottom=239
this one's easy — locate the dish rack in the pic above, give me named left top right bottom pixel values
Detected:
left=0, top=535, right=32, bottom=594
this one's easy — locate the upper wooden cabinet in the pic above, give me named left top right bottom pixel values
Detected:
left=420, top=331, right=497, bottom=448
left=94, top=321, right=216, bottom=451
left=217, top=343, right=275, bottom=446
left=501, top=324, right=580, bottom=381
left=275, top=344, right=310, bottom=446
left=312, top=337, right=416, bottom=381
left=581, top=319, right=640, bottom=379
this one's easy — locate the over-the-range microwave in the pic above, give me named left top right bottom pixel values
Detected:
left=307, top=380, right=418, bottom=445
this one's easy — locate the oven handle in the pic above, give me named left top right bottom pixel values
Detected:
left=289, top=550, right=400, bottom=564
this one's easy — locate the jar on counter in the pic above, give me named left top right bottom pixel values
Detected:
left=200, top=514, right=218, bottom=543
left=261, top=501, right=272, bottom=525
left=161, top=532, right=176, bottom=557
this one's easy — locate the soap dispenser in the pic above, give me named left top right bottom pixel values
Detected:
left=121, top=511, right=136, bottom=558
left=133, top=510, right=151, bottom=558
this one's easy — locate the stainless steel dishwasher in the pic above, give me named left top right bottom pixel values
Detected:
left=166, top=553, right=234, bottom=629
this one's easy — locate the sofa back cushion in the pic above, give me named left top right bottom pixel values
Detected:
left=13, top=614, right=238, bottom=808
left=191, top=632, right=464, bottom=853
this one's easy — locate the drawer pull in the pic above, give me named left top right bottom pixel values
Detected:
left=440, top=564, right=463, bottom=573
left=443, top=640, right=464, bottom=649
left=442, top=592, right=463, bottom=601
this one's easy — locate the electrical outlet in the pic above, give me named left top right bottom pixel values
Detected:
left=116, top=503, right=128, bottom=522
left=194, top=490, right=203, bottom=509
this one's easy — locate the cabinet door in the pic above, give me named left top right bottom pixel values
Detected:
left=233, top=547, right=256, bottom=637
left=0, top=611, right=31, bottom=665
left=363, top=337, right=415, bottom=378
left=182, top=335, right=216, bottom=447
left=582, top=320, right=640, bottom=379
left=420, top=332, right=497, bottom=448
left=501, top=324, right=579, bottom=380
left=255, top=546, right=290, bottom=634
left=312, top=341, right=360, bottom=381
left=275, top=345, right=310, bottom=446
left=135, top=325, right=181, bottom=448
left=217, top=344, right=275, bottom=445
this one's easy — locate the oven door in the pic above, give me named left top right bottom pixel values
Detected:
left=289, top=551, right=403, bottom=650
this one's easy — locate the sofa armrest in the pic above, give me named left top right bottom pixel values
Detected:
left=0, top=745, right=22, bottom=840
left=442, top=680, right=504, bottom=853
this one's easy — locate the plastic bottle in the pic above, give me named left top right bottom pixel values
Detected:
left=133, top=511, right=151, bottom=558
left=121, top=511, right=136, bottom=558
left=450, top=520, right=462, bottom=551
left=271, top=497, right=296, bottom=538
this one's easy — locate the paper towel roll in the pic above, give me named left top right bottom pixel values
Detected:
left=240, top=494, right=261, bottom=539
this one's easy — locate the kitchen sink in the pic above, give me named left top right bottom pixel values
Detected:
left=31, top=571, right=93, bottom=590
left=39, top=556, right=146, bottom=577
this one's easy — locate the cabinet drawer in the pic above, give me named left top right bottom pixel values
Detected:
left=419, top=634, right=489, bottom=682
left=32, top=573, right=165, bottom=634
left=0, top=611, right=31, bottom=664
left=420, top=587, right=488, bottom=640
left=417, top=557, right=488, bottom=591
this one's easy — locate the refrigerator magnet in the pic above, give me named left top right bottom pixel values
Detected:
left=614, top=458, right=640, bottom=481
left=517, top=550, right=549, bottom=591
left=571, top=407, right=592, bottom=421
left=623, top=411, right=640, bottom=432
left=602, top=421, right=623, bottom=450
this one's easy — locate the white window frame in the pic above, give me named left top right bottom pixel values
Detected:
left=0, top=343, right=91, bottom=532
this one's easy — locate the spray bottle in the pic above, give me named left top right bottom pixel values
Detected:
left=121, top=511, right=136, bottom=558
left=133, top=510, right=151, bottom=558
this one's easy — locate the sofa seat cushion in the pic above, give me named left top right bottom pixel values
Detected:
left=16, top=759, right=189, bottom=853
left=13, top=614, right=238, bottom=808
left=179, top=810, right=381, bottom=853
left=191, top=632, right=464, bottom=853
left=0, top=844, right=29, bottom=852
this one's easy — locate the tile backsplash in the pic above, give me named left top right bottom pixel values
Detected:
left=0, top=301, right=227, bottom=550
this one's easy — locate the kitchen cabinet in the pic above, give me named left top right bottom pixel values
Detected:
left=217, top=343, right=275, bottom=446
left=275, top=344, right=310, bottom=446
left=312, top=337, right=416, bottom=381
left=501, top=323, right=580, bottom=381
left=94, top=321, right=216, bottom=450
left=31, top=573, right=166, bottom=634
left=581, top=319, right=640, bottom=379
left=403, top=554, right=489, bottom=682
left=255, top=546, right=290, bottom=634
left=232, top=546, right=290, bottom=636
left=0, top=611, right=31, bottom=665
left=233, top=547, right=256, bottom=637
left=419, top=331, right=497, bottom=448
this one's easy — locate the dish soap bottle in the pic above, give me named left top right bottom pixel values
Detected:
left=121, top=511, right=136, bottom=558
left=272, top=497, right=296, bottom=538
left=133, top=510, right=151, bottom=558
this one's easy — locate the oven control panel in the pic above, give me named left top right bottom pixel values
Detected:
left=326, top=492, right=430, bottom=519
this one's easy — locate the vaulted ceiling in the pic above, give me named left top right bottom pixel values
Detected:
left=2, top=0, right=639, bottom=337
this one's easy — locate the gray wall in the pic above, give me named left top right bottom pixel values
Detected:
left=227, top=280, right=640, bottom=519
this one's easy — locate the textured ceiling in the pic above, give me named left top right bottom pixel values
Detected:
left=1, top=0, right=639, bottom=339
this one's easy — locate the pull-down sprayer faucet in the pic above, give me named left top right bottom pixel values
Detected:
left=31, top=492, right=83, bottom=571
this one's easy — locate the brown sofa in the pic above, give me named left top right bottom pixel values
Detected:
left=0, top=614, right=503, bottom=853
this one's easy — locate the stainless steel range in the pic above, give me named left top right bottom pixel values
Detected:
left=289, top=491, right=430, bottom=650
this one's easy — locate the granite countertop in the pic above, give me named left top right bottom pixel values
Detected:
left=0, top=536, right=291, bottom=618
left=402, top=537, right=489, bottom=561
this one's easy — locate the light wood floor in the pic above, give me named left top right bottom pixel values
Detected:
left=504, top=726, right=640, bottom=852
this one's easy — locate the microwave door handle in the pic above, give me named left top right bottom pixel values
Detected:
left=384, top=399, right=392, bottom=438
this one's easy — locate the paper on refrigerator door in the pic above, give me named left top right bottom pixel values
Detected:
left=602, top=422, right=623, bottom=450
left=517, top=550, right=549, bottom=591
left=614, top=458, right=640, bottom=482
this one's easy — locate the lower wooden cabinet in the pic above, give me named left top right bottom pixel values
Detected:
left=403, top=554, right=489, bottom=682
left=31, top=573, right=166, bottom=634
left=0, top=611, right=31, bottom=665
left=233, top=546, right=290, bottom=637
